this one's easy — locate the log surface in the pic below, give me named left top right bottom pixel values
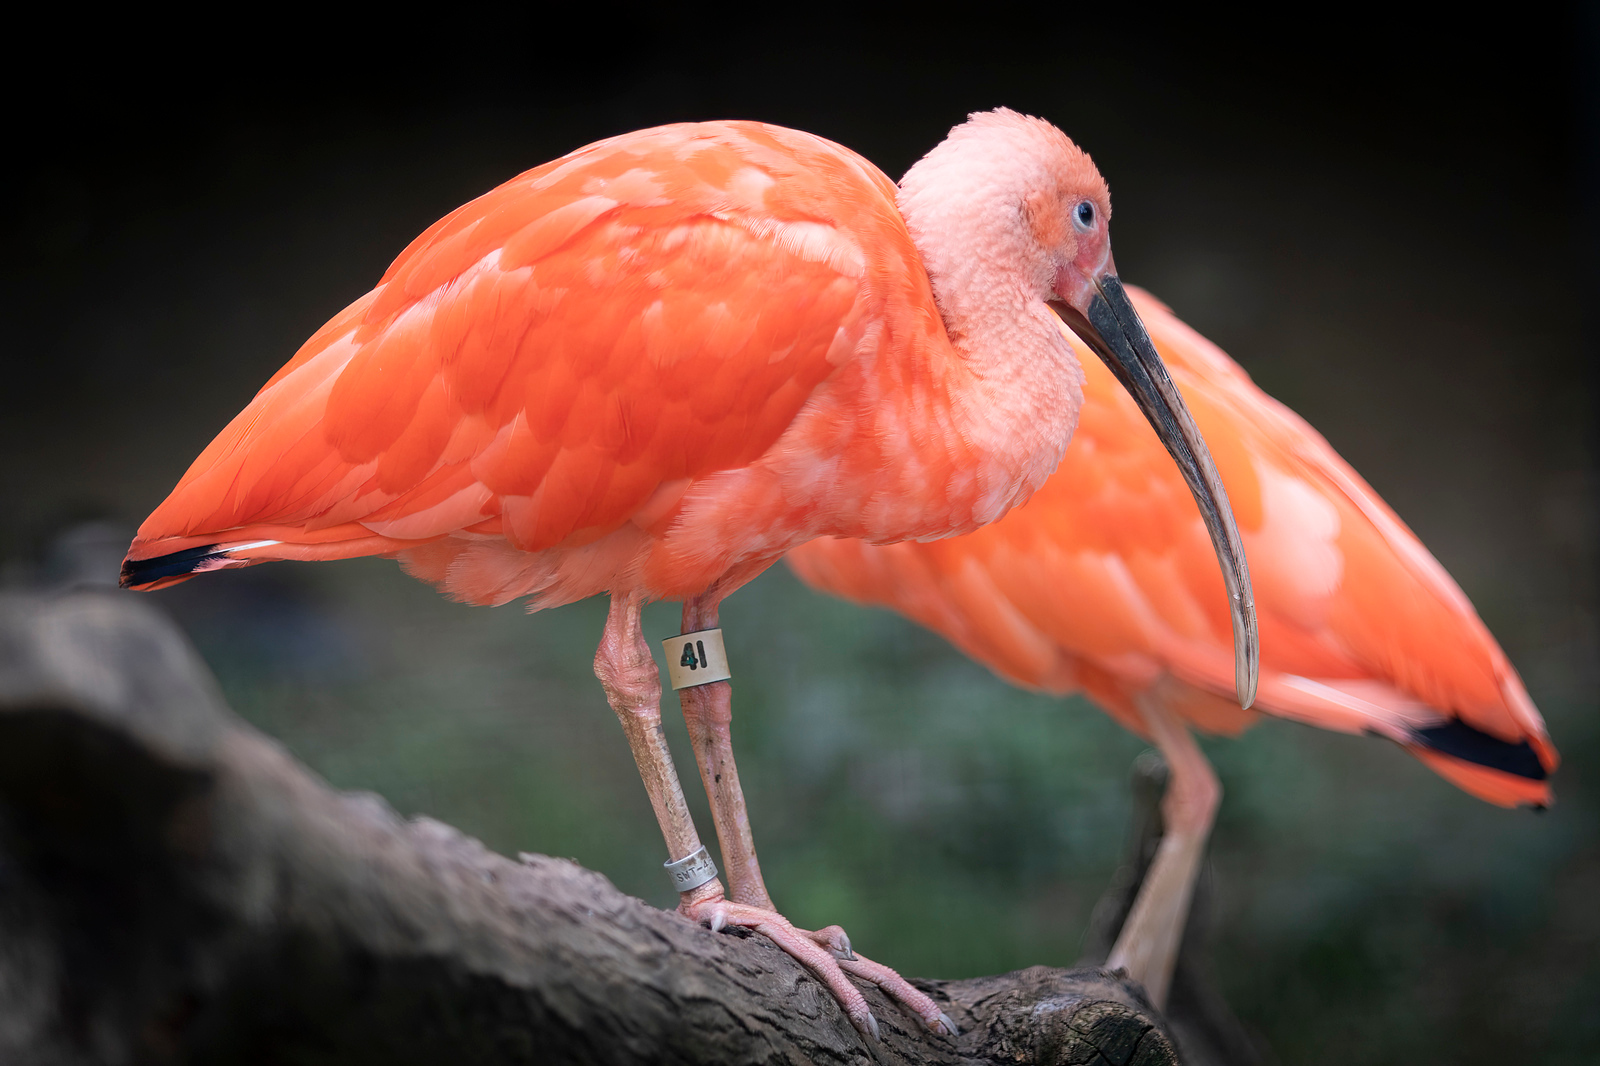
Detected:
left=0, top=591, right=1178, bottom=1065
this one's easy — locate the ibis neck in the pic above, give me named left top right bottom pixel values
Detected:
left=912, top=226, right=1086, bottom=510
left=899, top=196, right=1083, bottom=475
left=949, top=293, right=1086, bottom=524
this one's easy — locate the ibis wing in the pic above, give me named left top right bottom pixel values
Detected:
left=787, top=285, right=1556, bottom=805
left=1122, top=292, right=1552, bottom=768
left=130, top=123, right=910, bottom=571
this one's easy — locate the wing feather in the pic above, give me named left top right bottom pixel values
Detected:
left=130, top=122, right=911, bottom=576
left=787, top=285, right=1557, bottom=805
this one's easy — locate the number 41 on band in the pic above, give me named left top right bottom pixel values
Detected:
left=661, top=628, right=730, bottom=690
left=680, top=640, right=709, bottom=670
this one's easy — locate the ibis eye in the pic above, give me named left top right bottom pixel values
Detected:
left=1074, top=201, right=1095, bottom=231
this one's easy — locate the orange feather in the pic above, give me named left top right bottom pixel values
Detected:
left=787, top=286, right=1557, bottom=807
left=124, top=121, right=1018, bottom=607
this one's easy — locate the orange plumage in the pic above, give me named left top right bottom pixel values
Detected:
left=787, top=286, right=1557, bottom=807
left=124, top=120, right=1032, bottom=608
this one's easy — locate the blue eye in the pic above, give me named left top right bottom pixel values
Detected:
left=1074, top=201, right=1095, bottom=230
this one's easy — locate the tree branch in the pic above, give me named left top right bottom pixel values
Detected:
left=0, top=591, right=1178, bottom=1065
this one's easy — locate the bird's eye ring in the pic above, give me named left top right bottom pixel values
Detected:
left=1074, top=201, right=1095, bottom=231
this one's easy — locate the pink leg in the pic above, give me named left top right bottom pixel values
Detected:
left=1104, top=692, right=1221, bottom=1010
left=676, top=599, right=774, bottom=909
left=593, top=593, right=706, bottom=865
left=673, top=598, right=956, bottom=1039
left=597, top=594, right=913, bottom=1041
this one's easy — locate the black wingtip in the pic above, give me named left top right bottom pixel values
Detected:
left=119, top=544, right=226, bottom=589
left=1412, top=719, right=1548, bottom=781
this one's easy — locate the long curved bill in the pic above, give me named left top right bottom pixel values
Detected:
left=1052, top=274, right=1259, bottom=708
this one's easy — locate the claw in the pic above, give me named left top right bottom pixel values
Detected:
left=813, top=924, right=857, bottom=961
left=684, top=901, right=918, bottom=1047
left=937, top=1011, right=959, bottom=1037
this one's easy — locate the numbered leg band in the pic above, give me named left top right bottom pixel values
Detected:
left=664, top=845, right=719, bottom=892
left=662, top=628, right=731, bottom=690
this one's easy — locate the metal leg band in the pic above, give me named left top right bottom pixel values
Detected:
left=664, top=845, right=719, bottom=892
left=661, top=628, right=731, bottom=690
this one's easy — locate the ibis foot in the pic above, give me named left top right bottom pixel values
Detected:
left=680, top=893, right=955, bottom=1041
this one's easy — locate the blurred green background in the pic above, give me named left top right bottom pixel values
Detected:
left=4, top=11, right=1596, bottom=1064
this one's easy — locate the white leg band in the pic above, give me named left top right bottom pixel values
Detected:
left=664, top=845, right=719, bottom=892
left=662, top=629, right=731, bottom=690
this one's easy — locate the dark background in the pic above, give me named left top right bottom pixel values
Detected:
left=5, top=10, right=1597, bottom=1063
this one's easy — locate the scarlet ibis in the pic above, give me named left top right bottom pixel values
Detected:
left=120, top=111, right=1259, bottom=1038
left=787, top=285, right=1557, bottom=1008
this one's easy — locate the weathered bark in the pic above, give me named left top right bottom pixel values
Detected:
left=0, top=591, right=1179, bottom=1065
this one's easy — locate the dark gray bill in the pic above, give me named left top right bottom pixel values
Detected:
left=1051, top=274, right=1259, bottom=708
